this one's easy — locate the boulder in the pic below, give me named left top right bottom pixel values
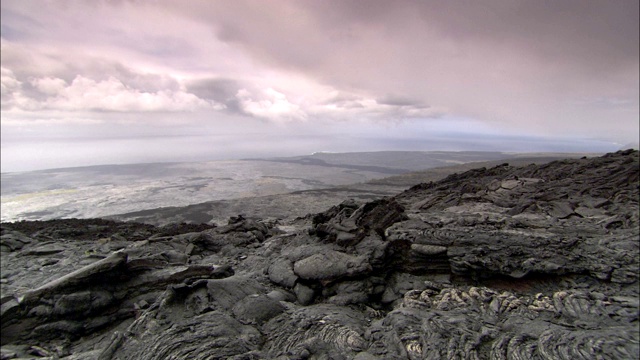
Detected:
left=268, top=258, right=298, bottom=288
left=294, top=283, right=316, bottom=305
left=293, top=251, right=372, bottom=281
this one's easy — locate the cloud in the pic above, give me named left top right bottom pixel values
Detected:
left=312, top=91, right=442, bottom=122
left=1, top=66, right=39, bottom=110
left=0, top=67, right=21, bottom=92
left=0, top=0, right=637, bottom=170
left=164, top=0, right=638, bottom=141
left=185, top=78, right=245, bottom=114
left=30, top=77, right=66, bottom=95
left=1, top=34, right=225, bottom=115
left=45, top=76, right=219, bottom=112
left=2, top=72, right=223, bottom=113
left=376, top=95, right=426, bottom=108
left=236, top=87, right=307, bottom=122
left=212, top=0, right=638, bottom=77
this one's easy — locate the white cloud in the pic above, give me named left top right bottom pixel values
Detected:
left=3, top=73, right=225, bottom=113
left=232, top=85, right=443, bottom=123
left=30, top=76, right=67, bottom=95
left=1, top=66, right=40, bottom=111
left=314, top=94, right=443, bottom=121
left=236, top=87, right=307, bottom=122
left=1, top=0, right=636, bottom=169
left=57, top=75, right=222, bottom=112
left=1, top=67, right=21, bottom=93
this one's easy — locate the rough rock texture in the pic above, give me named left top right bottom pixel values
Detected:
left=1, top=150, right=638, bottom=359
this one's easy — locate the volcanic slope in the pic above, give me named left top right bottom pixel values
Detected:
left=107, top=154, right=584, bottom=226
left=1, top=150, right=638, bottom=359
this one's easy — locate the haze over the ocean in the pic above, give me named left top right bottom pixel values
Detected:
left=1, top=0, right=638, bottom=172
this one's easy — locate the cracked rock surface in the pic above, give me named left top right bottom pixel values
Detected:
left=1, top=150, right=638, bottom=359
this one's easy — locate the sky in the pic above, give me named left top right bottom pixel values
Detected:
left=1, top=0, right=638, bottom=172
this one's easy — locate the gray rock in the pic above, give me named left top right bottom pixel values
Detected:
left=500, top=179, right=521, bottom=190
left=161, top=250, right=188, bottom=264
left=293, top=251, right=372, bottom=280
left=327, top=280, right=370, bottom=305
left=206, top=276, right=265, bottom=311
left=268, top=258, right=298, bottom=288
left=107, top=310, right=263, bottom=359
left=410, top=244, right=447, bottom=255
left=266, top=289, right=296, bottom=302
left=22, top=251, right=128, bottom=303
left=53, top=290, right=114, bottom=316
left=354, top=352, right=381, bottom=360
left=1, top=150, right=638, bottom=360
left=380, top=273, right=430, bottom=304
left=21, top=244, right=66, bottom=256
left=0, top=232, right=32, bottom=252
left=263, top=304, right=369, bottom=358
left=0, top=347, right=17, bottom=359
left=294, top=283, right=316, bottom=305
left=574, top=206, right=606, bottom=217
left=547, top=201, right=575, bottom=218
left=232, top=294, right=286, bottom=324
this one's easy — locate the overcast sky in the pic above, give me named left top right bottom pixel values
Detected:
left=1, top=0, right=638, bottom=172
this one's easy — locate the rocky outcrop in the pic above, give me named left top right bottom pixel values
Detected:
left=1, top=150, right=638, bottom=359
left=390, top=149, right=639, bottom=284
